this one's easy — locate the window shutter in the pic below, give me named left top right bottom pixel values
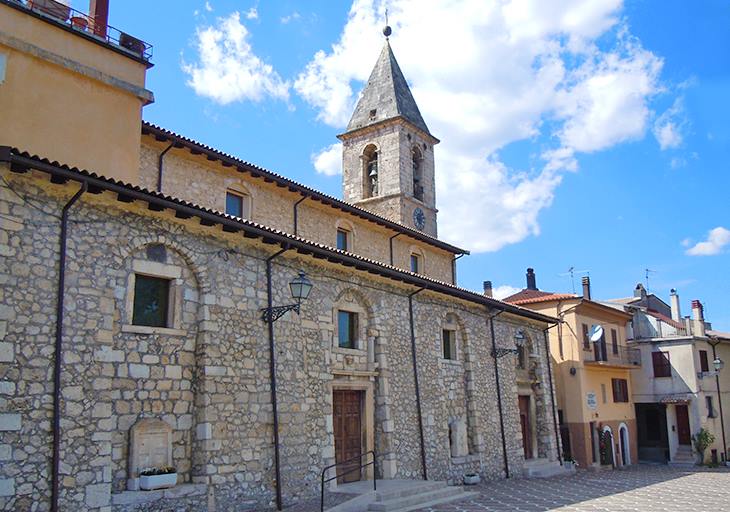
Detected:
left=652, top=351, right=670, bottom=377
left=699, top=350, right=709, bottom=373
left=611, top=329, right=618, bottom=355
left=582, top=324, right=589, bottom=349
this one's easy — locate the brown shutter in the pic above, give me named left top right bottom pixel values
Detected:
left=699, top=350, right=709, bottom=373
left=652, top=351, right=671, bottom=377
left=611, top=329, right=618, bottom=355
left=582, top=324, right=589, bottom=349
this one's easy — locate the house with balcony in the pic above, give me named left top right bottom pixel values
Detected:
left=605, top=288, right=730, bottom=465
left=505, top=270, right=639, bottom=469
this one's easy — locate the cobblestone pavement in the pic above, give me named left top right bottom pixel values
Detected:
left=417, top=465, right=730, bottom=512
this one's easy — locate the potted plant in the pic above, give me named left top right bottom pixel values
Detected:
left=139, top=466, right=177, bottom=491
left=692, top=428, right=715, bottom=465
left=463, top=472, right=480, bottom=485
left=563, top=457, right=576, bottom=471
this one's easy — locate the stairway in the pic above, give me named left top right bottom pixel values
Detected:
left=366, top=481, right=477, bottom=512
left=670, top=445, right=695, bottom=465
left=524, top=458, right=574, bottom=478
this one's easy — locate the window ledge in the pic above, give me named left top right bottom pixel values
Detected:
left=333, top=346, right=367, bottom=355
left=122, top=324, right=187, bottom=336
left=440, top=358, right=462, bottom=366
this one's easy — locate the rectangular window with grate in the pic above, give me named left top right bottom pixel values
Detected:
left=336, top=229, right=349, bottom=251
left=582, top=324, right=590, bottom=350
left=707, top=396, right=716, bottom=418
left=132, top=275, right=170, bottom=327
left=699, top=350, right=709, bottom=373
left=611, top=329, right=618, bottom=355
left=410, top=254, right=420, bottom=273
left=442, top=329, right=456, bottom=360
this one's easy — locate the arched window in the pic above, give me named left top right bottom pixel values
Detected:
left=412, top=146, right=423, bottom=201
left=362, top=144, right=378, bottom=198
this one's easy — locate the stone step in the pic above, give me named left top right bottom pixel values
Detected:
left=368, top=486, right=468, bottom=512
left=525, top=459, right=573, bottom=478
left=375, top=481, right=444, bottom=502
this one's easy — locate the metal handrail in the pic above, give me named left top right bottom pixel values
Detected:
left=320, top=450, right=376, bottom=512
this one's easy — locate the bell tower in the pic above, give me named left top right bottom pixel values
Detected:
left=338, top=26, right=439, bottom=237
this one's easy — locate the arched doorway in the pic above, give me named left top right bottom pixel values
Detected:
left=619, top=423, right=630, bottom=466
left=600, top=426, right=616, bottom=467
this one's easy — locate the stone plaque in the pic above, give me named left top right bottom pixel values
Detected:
left=586, top=392, right=598, bottom=410
left=127, top=418, right=173, bottom=490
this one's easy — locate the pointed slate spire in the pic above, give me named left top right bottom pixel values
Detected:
left=346, top=39, right=433, bottom=137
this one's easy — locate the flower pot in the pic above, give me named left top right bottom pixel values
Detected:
left=139, top=472, right=177, bottom=491
left=463, top=473, right=480, bottom=485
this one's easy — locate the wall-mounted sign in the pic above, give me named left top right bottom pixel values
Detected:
left=586, top=392, right=598, bottom=410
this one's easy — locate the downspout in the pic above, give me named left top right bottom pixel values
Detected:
left=265, top=246, right=290, bottom=511
left=408, top=287, right=428, bottom=480
left=543, top=324, right=563, bottom=465
left=51, top=182, right=87, bottom=512
left=292, top=196, right=306, bottom=236
left=710, top=340, right=727, bottom=461
left=157, top=142, right=174, bottom=193
left=389, top=232, right=403, bottom=266
left=451, top=253, right=465, bottom=285
left=488, top=310, right=509, bottom=477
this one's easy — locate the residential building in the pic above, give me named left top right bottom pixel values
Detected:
left=605, top=287, right=730, bottom=465
left=0, top=3, right=562, bottom=511
left=505, top=270, right=639, bottom=469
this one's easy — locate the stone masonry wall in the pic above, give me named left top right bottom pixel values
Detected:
left=0, top=167, right=558, bottom=511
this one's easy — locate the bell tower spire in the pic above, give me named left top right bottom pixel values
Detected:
left=338, top=23, right=440, bottom=236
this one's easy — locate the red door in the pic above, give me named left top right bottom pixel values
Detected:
left=333, top=390, right=363, bottom=482
left=519, top=395, right=533, bottom=459
left=676, top=404, right=691, bottom=445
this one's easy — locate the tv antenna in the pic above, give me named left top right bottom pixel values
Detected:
left=645, top=268, right=656, bottom=291
left=558, top=266, right=590, bottom=294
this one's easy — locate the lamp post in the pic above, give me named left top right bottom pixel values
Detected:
left=261, top=270, right=313, bottom=510
left=708, top=340, right=727, bottom=464
left=492, top=329, right=525, bottom=358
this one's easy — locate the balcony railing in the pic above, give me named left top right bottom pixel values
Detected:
left=12, top=0, right=152, bottom=60
left=585, top=343, right=642, bottom=368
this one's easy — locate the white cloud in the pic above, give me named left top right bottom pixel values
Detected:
left=183, top=12, right=289, bottom=104
left=312, top=143, right=342, bottom=176
left=685, top=227, right=730, bottom=256
left=281, top=11, right=301, bottom=24
left=294, top=0, right=665, bottom=252
left=654, top=97, right=684, bottom=150
left=245, top=7, right=258, bottom=20
left=492, top=285, right=522, bottom=300
left=205, top=1, right=213, bottom=12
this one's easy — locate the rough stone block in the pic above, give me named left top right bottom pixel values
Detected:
left=0, top=478, right=14, bottom=497
left=94, top=348, right=125, bottom=363
left=85, top=483, right=110, bottom=508
left=0, top=381, right=15, bottom=395
left=0, top=342, right=14, bottom=362
left=0, top=413, right=21, bottom=431
left=129, top=364, right=150, bottom=379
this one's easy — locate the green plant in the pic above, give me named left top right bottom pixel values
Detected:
left=139, top=466, right=176, bottom=476
left=692, top=428, right=715, bottom=464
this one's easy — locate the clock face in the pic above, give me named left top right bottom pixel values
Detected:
left=413, top=207, right=426, bottom=231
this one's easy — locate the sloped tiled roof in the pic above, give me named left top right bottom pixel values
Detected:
left=646, top=309, right=685, bottom=330
left=505, top=291, right=579, bottom=305
left=0, top=146, right=557, bottom=325
left=141, top=122, right=464, bottom=254
left=345, top=40, right=432, bottom=137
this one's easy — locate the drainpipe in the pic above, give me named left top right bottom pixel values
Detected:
left=488, top=310, right=510, bottom=478
left=265, top=246, right=290, bottom=511
left=389, top=233, right=403, bottom=266
left=292, top=196, right=306, bottom=236
left=709, top=340, right=727, bottom=462
left=157, top=142, right=174, bottom=193
left=52, top=182, right=87, bottom=512
left=408, top=287, right=427, bottom=480
left=451, top=253, right=465, bottom=285
left=543, top=325, right=563, bottom=465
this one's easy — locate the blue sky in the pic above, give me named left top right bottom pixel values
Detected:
left=98, top=1, right=728, bottom=328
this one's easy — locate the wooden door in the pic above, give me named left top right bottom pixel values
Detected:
left=333, top=390, right=363, bottom=483
left=519, top=395, right=532, bottom=459
left=676, top=404, right=691, bottom=445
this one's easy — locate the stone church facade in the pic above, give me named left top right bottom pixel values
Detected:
left=0, top=3, right=561, bottom=511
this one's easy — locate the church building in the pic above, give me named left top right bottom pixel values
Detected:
left=0, top=2, right=563, bottom=510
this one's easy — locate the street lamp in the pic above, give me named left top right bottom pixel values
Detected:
left=492, top=329, right=526, bottom=358
left=714, top=358, right=725, bottom=372
left=708, top=340, right=727, bottom=465
left=261, top=271, right=313, bottom=322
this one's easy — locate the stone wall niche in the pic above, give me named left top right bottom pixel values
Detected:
left=449, top=418, right=469, bottom=458
left=127, top=418, right=174, bottom=490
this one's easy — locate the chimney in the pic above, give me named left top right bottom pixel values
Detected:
left=691, top=300, right=706, bottom=337
left=89, top=0, right=110, bottom=38
left=634, top=283, right=647, bottom=299
left=526, top=268, right=537, bottom=291
left=483, top=281, right=493, bottom=298
left=581, top=276, right=591, bottom=300
left=670, top=289, right=681, bottom=322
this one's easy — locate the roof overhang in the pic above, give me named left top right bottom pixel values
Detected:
left=0, top=146, right=555, bottom=325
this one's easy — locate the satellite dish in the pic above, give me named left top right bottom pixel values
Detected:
left=589, top=324, right=604, bottom=342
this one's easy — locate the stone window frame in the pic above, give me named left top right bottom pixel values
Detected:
left=439, top=314, right=462, bottom=365
left=333, top=300, right=368, bottom=354
left=411, top=144, right=424, bottom=202
left=361, top=143, right=379, bottom=199
left=122, top=259, right=186, bottom=336
left=408, top=245, right=425, bottom=275
left=225, top=185, right=253, bottom=219
left=335, top=218, right=356, bottom=253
